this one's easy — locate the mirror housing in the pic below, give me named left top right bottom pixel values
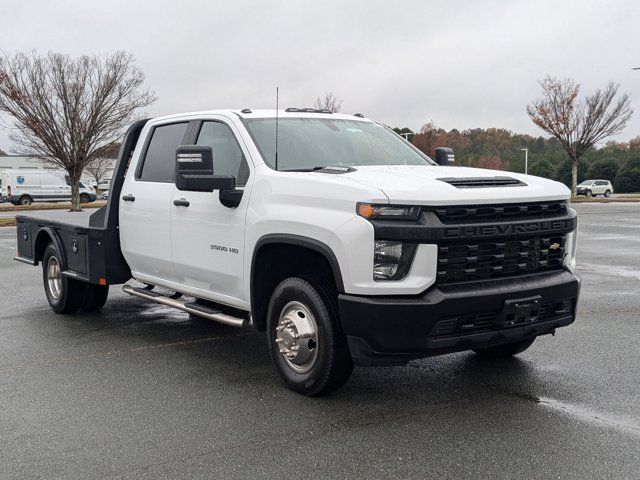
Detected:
left=434, top=147, right=455, bottom=166
left=175, top=145, right=236, bottom=192
left=175, top=145, right=243, bottom=207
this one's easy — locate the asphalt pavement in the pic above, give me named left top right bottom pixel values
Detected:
left=0, top=202, right=639, bottom=479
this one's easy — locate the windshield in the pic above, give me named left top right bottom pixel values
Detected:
left=244, top=118, right=435, bottom=170
left=579, top=180, right=594, bottom=186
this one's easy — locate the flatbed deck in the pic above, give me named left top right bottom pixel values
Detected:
left=16, top=209, right=96, bottom=229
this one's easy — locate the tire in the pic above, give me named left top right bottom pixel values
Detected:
left=42, top=242, right=86, bottom=314
left=266, top=277, right=353, bottom=396
left=81, top=284, right=109, bottom=311
left=80, top=194, right=91, bottom=204
left=604, top=190, right=611, bottom=198
left=19, top=195, right=33, bottom=206
left=473, top=337, right=536, bottom=359
left=586, top=190, right=593, bottom=197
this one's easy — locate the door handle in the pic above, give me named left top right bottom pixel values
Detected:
left=173, top=198, right=190, bottom=207
left=122, top=194, right=136, bottom=202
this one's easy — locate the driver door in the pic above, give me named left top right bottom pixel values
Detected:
left=170, top=118, right=251, bottom=306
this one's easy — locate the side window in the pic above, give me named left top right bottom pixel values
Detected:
left=139, top=122, right=188, bottom=183
left=196, top=121, right=249, bottom=186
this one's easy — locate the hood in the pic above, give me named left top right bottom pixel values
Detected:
left=334, top=165, right=570, bottom=205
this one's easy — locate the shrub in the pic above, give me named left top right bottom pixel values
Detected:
left=529, top=159, right=554, bottom=179
left=553, top=159, right=586, bottom=188
left=614, top=157, right=640, bottom=193
left=587, top=158, right=619, bottom=182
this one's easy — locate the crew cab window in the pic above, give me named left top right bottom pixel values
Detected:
left=139, top=122, right=189, bottom=182
left=197, top=121, right=249, bottom=186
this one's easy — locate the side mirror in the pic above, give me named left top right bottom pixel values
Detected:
left=434, top=147, right=455, bottom=166
left=175, top=145, right=236, bottom=192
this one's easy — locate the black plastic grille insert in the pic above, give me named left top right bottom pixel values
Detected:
left=437, top=235, right=566, bottom=284
left=433, top=201, right=567, bottom=224
left=430, top=298, right=574, bottom=337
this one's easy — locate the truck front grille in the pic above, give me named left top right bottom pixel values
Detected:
left=437, top=235, right=566, bottom=284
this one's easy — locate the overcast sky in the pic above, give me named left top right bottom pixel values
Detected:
left=1, top=0, right=639, bottom=152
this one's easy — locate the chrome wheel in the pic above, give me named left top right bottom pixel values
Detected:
left=275, top=301, right=319, bottom=374
left=47, top=256, right=62, bottom=300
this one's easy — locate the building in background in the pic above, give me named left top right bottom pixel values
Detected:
left=0, top=155, right=116, bottom=187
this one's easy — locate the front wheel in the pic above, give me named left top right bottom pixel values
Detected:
left=586, top=190, right=593, bottom=197
left=473, top=337, right=536, bottom=359
left=267, top=277, right=353, bottom=396
left=80, top=194, right=91, bottom=204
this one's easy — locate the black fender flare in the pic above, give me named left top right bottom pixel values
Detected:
left=251, top=233, right=345, bottom=310
left=34, top=226, right=67, bottom=269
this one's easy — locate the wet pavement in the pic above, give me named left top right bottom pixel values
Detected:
left=0, top=202, right=639, bottom=479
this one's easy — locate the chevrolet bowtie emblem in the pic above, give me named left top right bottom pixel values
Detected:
left=549, top=242, right=561, bottom=250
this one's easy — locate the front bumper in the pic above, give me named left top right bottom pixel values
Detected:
left=339, top=270, right=580, bottom=366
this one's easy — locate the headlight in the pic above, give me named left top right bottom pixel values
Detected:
left=373, top=241, right=417, bottom=280
left=357, top=203, right=420, bottom=220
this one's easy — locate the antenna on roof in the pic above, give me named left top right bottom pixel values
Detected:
left=275, top=86, right=279, bottom=171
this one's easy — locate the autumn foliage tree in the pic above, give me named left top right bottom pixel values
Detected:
left=527, top=76, right=632, bottom=197
left=0, top=51, right=155, bottom=210
left=476, top=155, right=509, bottom=171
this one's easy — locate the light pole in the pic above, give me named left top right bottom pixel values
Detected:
left=520, top=148, right=528, bottom=174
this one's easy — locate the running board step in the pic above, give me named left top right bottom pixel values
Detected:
left=122, top=284, right=247, bottom=328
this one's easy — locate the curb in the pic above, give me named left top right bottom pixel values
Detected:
left=571, top=197, right=640, bottom=203
left=0, top=218, right=16, bottom=227
left=0, top=201, right=106, bottom=213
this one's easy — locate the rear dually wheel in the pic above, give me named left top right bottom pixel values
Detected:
left=42, top=242, right=85, bottom=314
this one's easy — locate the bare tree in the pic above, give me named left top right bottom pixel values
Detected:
left=0, top=51, right=156, bottom=210
left=314, top=91, right=343, bottom=113
left=527, top=76, right=632, bottom=196
left=85, top=156, right=115, bottom=191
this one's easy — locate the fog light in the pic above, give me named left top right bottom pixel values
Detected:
left=373, top=241, right=417, bottom=280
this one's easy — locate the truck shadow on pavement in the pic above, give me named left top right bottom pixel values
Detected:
left=40, top=294, right=545, bottom=409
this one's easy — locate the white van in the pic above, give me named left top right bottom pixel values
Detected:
left=0, top=169, right=97, bottom=205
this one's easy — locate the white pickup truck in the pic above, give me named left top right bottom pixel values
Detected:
left=14, top=109, right=580, bottom=395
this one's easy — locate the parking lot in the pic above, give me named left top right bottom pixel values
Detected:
left=0, top=202, right=639, bottom=479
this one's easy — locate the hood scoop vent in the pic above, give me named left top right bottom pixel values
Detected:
left=437, top=176, right=527, bottom=188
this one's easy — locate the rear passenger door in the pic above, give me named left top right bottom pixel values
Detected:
left=120, top=121, right=189, bottom=284
left=170, top=118, right=251, bottom=306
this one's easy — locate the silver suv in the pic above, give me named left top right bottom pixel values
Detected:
left=576, top=179, right=613, bottom=197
